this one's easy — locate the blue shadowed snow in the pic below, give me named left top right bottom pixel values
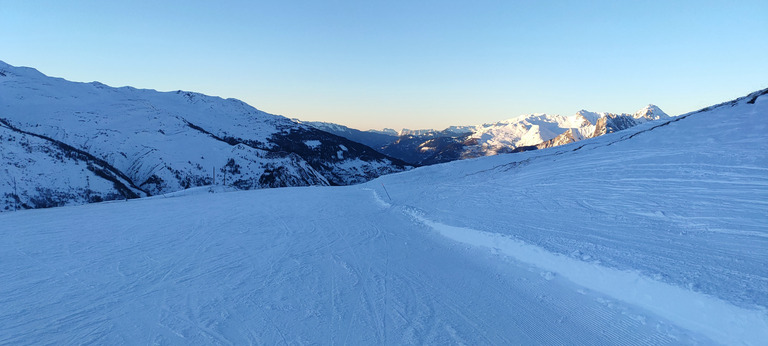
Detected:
left=1, top=90, right=767, bottom=344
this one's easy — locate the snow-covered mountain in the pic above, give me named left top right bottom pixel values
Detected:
left=431, top=105, right=672, bottom=157
left=305, top=106, right=670, bottom=165
left=0, top=61, right=410, bottom=211
left=2, top=88, right=765, bottom=344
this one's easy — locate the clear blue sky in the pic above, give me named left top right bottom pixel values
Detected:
left=2, top=0, right=766, bottom=130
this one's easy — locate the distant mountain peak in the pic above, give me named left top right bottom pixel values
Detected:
left=367, top=128, right=399, bottom=136
left=633, top=104, right=669, bottom=120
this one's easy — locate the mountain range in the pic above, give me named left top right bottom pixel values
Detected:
left=303, top=105, right=670, bottom=165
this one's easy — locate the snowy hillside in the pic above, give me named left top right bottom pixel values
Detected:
left=0, top=61, right=410, bottom=211
left=0, top=121, right=146, bottom=210
left=1, top=89, right=765, bottom=344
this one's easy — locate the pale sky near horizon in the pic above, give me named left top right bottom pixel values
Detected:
left=1, top=0, right=766, bottom=130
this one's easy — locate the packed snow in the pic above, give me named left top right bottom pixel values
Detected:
left=1, top=90, right=766, bottom=344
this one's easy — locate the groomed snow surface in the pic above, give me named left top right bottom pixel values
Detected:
left=1, top=91, right=767, bottom=344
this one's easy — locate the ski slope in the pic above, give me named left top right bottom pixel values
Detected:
left=1, top=89, right=766, bottom=344
left=0, top=186, right=707, bottom=345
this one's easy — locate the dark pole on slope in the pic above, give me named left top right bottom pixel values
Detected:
left=212, top=166, right=215, bottom=185
left=381, top=183, right=392, bottom=201
left=86, top=176, right=91, bottom=203
left=12, top=176, right=18, bottom=211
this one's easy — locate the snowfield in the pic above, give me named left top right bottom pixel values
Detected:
left=1, top=89, right=766, bottom=344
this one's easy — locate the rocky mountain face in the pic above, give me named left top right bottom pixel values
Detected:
left=0, top=61, right=411, bottom=211
left=305, top=106, right=671, bottom=165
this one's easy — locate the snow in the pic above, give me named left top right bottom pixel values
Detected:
left=1, top=83, right=766, bottom=343
left=0, top=186, right=705, bottom=344
left=303, top=140, right=321, bottom=149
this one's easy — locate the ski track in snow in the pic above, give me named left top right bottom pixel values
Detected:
left=371, top=189, right=768, bottom=345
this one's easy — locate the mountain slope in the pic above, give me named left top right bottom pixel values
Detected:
left=0, top=120, right=145, bottom=210
left=0, top=61, right=410, bottom=210
left=1, top=89, right=765, bottom=344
